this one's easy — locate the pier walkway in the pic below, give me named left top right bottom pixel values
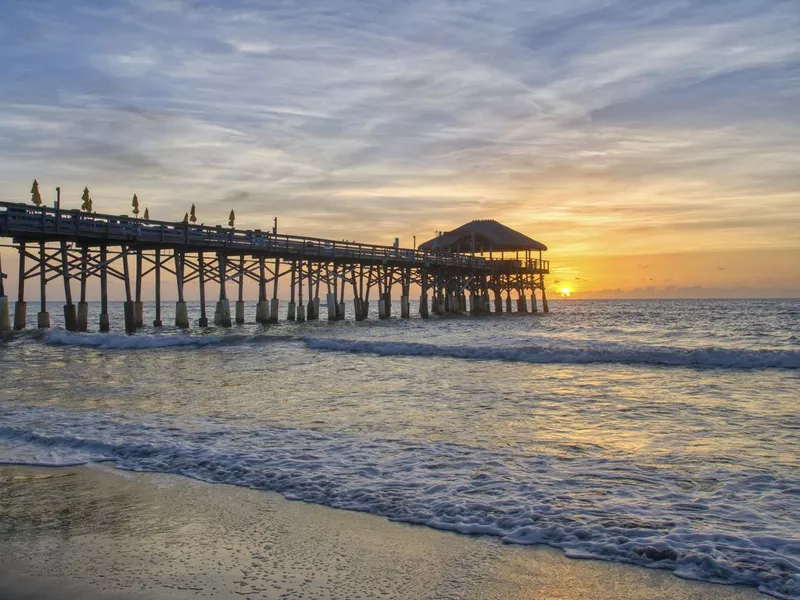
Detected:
left=0, top=200, right=549, bottom=333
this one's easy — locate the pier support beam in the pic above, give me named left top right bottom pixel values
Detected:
left=0, top=253, right=10, bottom=332
left=530, top=292, right=538, bottom=313
left=269, top=298, right=279, bottom=323
left=174, top=252, right=188, bottom=328
left=77, top=247, right=88, bottom=331
left=235, top=256, right=245, bottom=325
left=494, top=291, right=503, bottom=314
left=517, top=294, right=528, bottom=313
left=235, top=301, right=245, bottom=325
left=505, top=294, right=512, bottom=314
left=37, top=242, right=49, bottom=329
left=152, top=249, right=163, bottom=327
left=0, top=296, right=9, bottom=332
left=13, top=244, right=26, bottom=330
left=60, top=242, right=77, bottom=332
left=327, top=293, right=337, bottom=321
left=134, top=249, right=144, bottom=328
left=122, top=250, right=136, bottom=334
left=198, top=252, right=209, bottom=328
left=175, top=302, right=189, bottom=329
left=296, top=302, right=306, bottom=322
left=400, top=295, right=410, bottom=319
left=419, top=293, right=429, bottom=318
left=269, top=258, right=280, bottom=323
left=541, top=288, right=549, bottom=313
left=99, top=247, right=110, bottom=332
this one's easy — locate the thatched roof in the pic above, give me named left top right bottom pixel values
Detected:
left=418, top=220, right=547, bottom=253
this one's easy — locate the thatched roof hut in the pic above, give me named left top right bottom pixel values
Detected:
left=418, top=220, right=547, bottom=254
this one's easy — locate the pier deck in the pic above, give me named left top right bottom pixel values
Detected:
left=0, top=200, right=550, bottom=333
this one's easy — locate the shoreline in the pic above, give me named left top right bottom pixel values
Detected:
left=0, top=463, right=765, bottom=599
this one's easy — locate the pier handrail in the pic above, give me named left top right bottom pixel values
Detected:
left=0, top=201, right=548, bottom=274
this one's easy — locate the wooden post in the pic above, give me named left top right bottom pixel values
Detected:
left=13, top=243, right=26, bottom=330
left=270, top=257, right=280, bottom=322
left=122, top=247, right=136, bottom=334
left=214, top=252, right=231, bottom=326
left=134, top=249, right=144, bottom=327
left=235, top=255, right=245, bottom=324
left=60, top=241, right=77, bottom=331
left=99, top=246, right=110, bottom=332
left=198, top=252, right=208, bottom=327
left=287, top=260, right=296, bottom=320
left=175, top=251, right=189, bottom=328
left=0, top=252, right=9, bottom=332
left=77, top=246, right=88, bottom=331
left=37, top=241, right=49, bottom=328
left=153, top=248, right=163, bottom=326
left=256, top=255, right=267, bottom=323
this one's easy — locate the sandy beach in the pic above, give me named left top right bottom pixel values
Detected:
left=0, top=464, right=764, bottom=600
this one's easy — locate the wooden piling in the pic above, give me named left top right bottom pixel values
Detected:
left=198, top=252, right=208, bottom=327
left=60, top=241, right=77, bottom=331
left=13, top=243, right=26, bottom=330
left=153, top=248, right=163, bottom=326
left=99, top=246, right=110, bottom=332
left=122, top=248, right=136, bottom=334
left=37, top=241, right=49, bottom=328
left=175, top=251, right=189, bottom=328
left=77, top=247, right=88, bottom=331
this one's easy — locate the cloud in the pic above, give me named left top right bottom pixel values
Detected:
left=0, top=0, right=797, bottom=264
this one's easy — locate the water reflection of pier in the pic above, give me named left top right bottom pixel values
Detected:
left=0, top=200, right=549, bottom=333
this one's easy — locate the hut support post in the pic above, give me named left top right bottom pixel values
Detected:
left=13, top=243, right=26, bottom=330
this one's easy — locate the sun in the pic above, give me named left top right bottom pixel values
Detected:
left=560, top=287, right=571, bottom=297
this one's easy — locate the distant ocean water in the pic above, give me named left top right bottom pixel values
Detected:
left=1, top=299, right=798, bottom=598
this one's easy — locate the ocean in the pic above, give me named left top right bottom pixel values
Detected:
left=1, top=299, right=798, bottom=598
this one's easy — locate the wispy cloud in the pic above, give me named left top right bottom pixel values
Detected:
left=0, top=0, right=798, bottom=293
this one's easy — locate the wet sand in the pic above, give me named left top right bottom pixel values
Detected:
left=0, top=464, right=764, bottom=599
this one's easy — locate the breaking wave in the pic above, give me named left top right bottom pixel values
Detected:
left=37, top=329, right=800, bottom=369
left=0, top=413, right=798, bottom=599
left=303, top=338, right=800, bottom=369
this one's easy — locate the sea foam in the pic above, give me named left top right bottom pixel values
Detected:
left=0, top=409, right=798, bottom=599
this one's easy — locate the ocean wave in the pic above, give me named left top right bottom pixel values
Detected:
left=0, top=415, right=798, bottom=599
left=303, top=338, right=800, bottom=369
left=40, top=329, right=294, bottom=350
left=35, top=329, right=800, bottom=369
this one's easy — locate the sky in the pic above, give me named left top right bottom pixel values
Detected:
left=0, top=0, right=798, bottom=299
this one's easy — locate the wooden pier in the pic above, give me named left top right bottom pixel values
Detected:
left=0, top=200, right=549, bottom=333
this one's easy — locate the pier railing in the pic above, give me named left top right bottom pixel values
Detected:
left=0, top=201, right=549, bottom=274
